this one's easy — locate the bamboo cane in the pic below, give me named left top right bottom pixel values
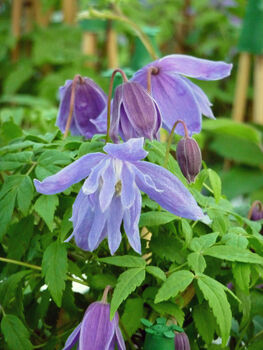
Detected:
left=62, top=0, right=77, bottom=25
left=253, top=55, right=263, bottom=124
left=106, top=21, right=118, bottom=69
left=11, top=0, right=23, bottom=61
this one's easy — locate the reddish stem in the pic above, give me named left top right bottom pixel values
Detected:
left=147, top=66, right=159, bottom=93
left=101, top=285, right=112, bottom=304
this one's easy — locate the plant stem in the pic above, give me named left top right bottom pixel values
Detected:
left=0, top=304, right=6, bottom=317
left=105, top=68, right=128, bottom=143
left=147, top=66, right=159, bottom=93
left=166, top=262, right=188, bottom=276
left=101, top=285, right=112, bottom=303
left=26, top=161, right=37, bottom=176
left=163, top=119, right=189, bottom=169
left=0, top=257, right=89, bottom=287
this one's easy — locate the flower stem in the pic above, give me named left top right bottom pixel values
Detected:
left=248, top=200, right=263, bottom=219
left=163, top=119, right=189, bottom=168
left=105, top=68, right=128, bottom=143
left=63, top=74, right=83, bottom=139
left=147, top=66, right=159, bottom=93
left=101, top=285, right=112, bottom=304
left=0, top=304, right=6, bottom=317
left=0, top=256, right=89, bottom=287
left=166, top=262, right=188, bottom=276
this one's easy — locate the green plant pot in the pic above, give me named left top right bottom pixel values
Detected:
left=143, top=333, right=175, bottom=350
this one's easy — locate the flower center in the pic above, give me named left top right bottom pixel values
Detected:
left=115, top=180, right=122, bottom=196
left=113, top=158, right=123, bottom=196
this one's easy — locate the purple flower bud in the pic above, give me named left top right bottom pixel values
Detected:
left=175, top=332, right=191, bottom=350
left=176, top=137, right=202, bottom=183
left=62, top=302, right=126, bottom=350
left=110, top=81, right=162, bottom=142
left=250, top=201, right=263, bottom=234
left=56, top=76, right=107, bottom=138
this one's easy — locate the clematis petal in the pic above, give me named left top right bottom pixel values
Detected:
left=134, top=161, right=204, bottom=220
left=62, top=323, right=81, bottom=350
left=181, top=76, right=215, bottom=119
left=159, top=54, right=233, bottom=80
left=99, top=160, right=116, bottom=212
left=114, top=313, right=126, bottom=350
left=110, top=87, right=123, bottom=143
left=34, top=153, right=106, bottom=195
left=107, top=196, right=124, bottom=255
left=82, top=159, right=110, bottom=196
left=120, top=162, right=136, bottom=209
left=123, top=187, right=142, bottom=254
left=150, top=73, right=201, bottom=135
left=79, top=303, right=116, bottom=350
left=104, top=138, right=147, bottom=162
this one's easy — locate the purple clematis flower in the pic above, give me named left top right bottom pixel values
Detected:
left=34, top=138, right=204, bottom=254
left=132, top=55, right=232, bottom=135
left=110, top=81, right=162, bottom=142
left=62, top=302, right=125, bottom=350
left=56, top=76, right=107, bottom=138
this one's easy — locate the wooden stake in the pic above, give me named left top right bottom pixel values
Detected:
left=253, top=55, right=263, bottom=124
left=106, top=21, right=118, bottom=69
left=232, top=52, right=251, bottom=122
left=33, top=0, right=52, bottom=27
left=11, top=0, right=23, bottom=62
left=62, top=0, right=77, bottom=25
left=82, top=32, right=97, bottom=67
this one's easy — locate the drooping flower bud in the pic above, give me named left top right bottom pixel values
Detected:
left=176, top=136, right=202, bottom=183
left=110, top=81, right=162, bottom=142
left=175, top=332, right=191, bottom=350
left=56, top=75, right=107, bottom=139
left=249, top=201, right=263, bottom=234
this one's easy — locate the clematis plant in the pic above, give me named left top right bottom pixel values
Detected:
left=132, top=54, right=232, bottom=135
left=56, top=75, right=107, bottom=138
left=62, top=286, right=125, bottom=350
left=34, top=138, right=204, bottom=255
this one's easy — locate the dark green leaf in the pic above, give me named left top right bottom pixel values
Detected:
left=187, top=252, right=206, bottom=273
left=121, top=298, right=144, bottom=337
left=139, top=211, right=176, bottom=227
left=0, top=151, right=33, bottom=171
left=99, top=255, right=146, bottom=268
left=17, top=176, right=34, bottom=215
left=146, top=266, right=166, bottom=281
left=193, top=303, right=216, bottom=344
left=34, top=195, right=59, bottom=231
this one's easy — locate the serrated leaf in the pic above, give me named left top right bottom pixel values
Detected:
left=121, top=298, right=144, bottom=337
left=17, top=176, right=34, bottom=215
left=139, top=211, right=176, bottom=227
left=193, top=303, right=216, bottom=344
left=149, top=301, right=184, bottom=326
left=1, top=314, right=33, bottom=350
left=155, top=270, right=194, bottom=303
left=42, top=241, right=68, bottom=307
left=197, top=274, right=232, bottom=346
left=99, top=255, right=146, bottom=268
left=35, top=150, right=71, bottom=180
left=146, top=266, right=166, bottom=281
left=187, top=252, right=206, bottom=273
left=181, top=219, right=193, bottom=248
left=0, top=271, right=31, bottom=307
left=222, top=232, right=248, bottom=249
left=190, top=233, right=219, bottom=252
left=233, top=263, right=250, bottom=292
left=110, top=267, right=145, bottom=319
left=0, top=151, right=33, bottom=171
left=34, top=195, right=59, bottom=231
left=207, top=169, right=221, bottom=203
left=204, top=245, right=263, bottom=265
left=150, top=233, right=185, bottom=263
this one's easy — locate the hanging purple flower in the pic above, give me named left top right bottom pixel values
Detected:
left=132, top=55, right=232, bottom=136
left=56, top=75, right=107, bottom=138
left=34, top=138, right=204, bottom=255
left=62, top=303, right=125, bottom=350
left=110, top=82, right=162, bottom=142
left=175, top=332, right=191, bottom=350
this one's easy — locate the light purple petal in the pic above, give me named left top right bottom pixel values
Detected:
left=114, top=314, right=126, bottom=350
left=159, top=54, right=233, bottom=81
left=34, top=153, right=106, bottom=195
left=79, top=303, right=116, bottom=350
left=134, top=161, right=204, bottom=221
left=104, top=138, right=147, bottom=162
left=110, top=87, right=123, bottom=143
left=62, top=323, right=81, bottom=350
left=82, top=159, right=109, bottom=195
left=107, top=196, right=124, bottom=255
left=99, top=160, right=116, bottom=212
left=120, top=162, right=136, bottom=209
left=150, top=73, right=201, bottom=135
left=181, top=77, right=215, bottom=119
left=123, top=187, right=142, bottom=254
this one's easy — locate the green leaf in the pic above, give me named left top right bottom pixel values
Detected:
left=222, top=232, right=248, bottom=249
left=187, top=252, right=206, bottom=273
left=204, top=245, right=263, bottom=265
left=149, top=301, right=184, bottom=326
left=1, top=314, right=33, bottom=350
left=99, top=255, right=146, bottom=268
left=150, top=233, right=185, bottom=263
left=35, top=150, right=71, bottom=180
left=193, top=303, right=216, bottom=344
left=146, top=266, right=166, bottom=281
left=0, top=151, right=33, bottom=171
left=0, top=271, right=31, bottom=307
left=155, top=270, right=194, bottom=303
left=110, top=267, right=145, bottom=319
left=4, top=61, right=34, bottom=95
left=233, top=263, right=251, bottom=292
left=139, top=211, right=176, bottom=227
left=42, top=241, right=68, bottom=307
left=181, top=219, right=193, bottom=248
left=121, top=298, right=144, bottom=337
left=197, top=274, right=232, bottom=346
left=207, top=169, right=221, bottom=202
left=190, top=232, right=219, bottom=252
left=17, top=176, right=34, bottom=215
left=34, top=195, right=59, bottom=231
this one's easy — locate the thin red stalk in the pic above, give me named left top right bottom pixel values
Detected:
left=147, top=66, right=159, bottom=93
left=101, top=285, right=112, bottom=304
